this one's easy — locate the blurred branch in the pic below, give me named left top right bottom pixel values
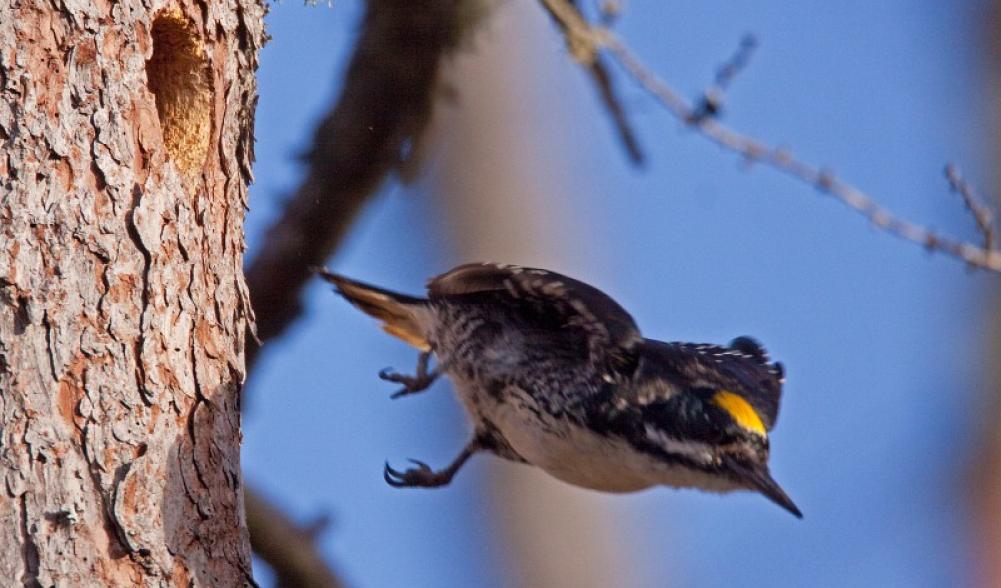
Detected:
left=244, top=1, right=477, bottom=584
left=245, top=0, right=469, bottom=370
left=540, top=0, right=644, bottom=164
left=540, top=0, right=1001, bottom=273
left=588, top=55, right=645, bottom=163
left=246, top=487, right=342, bottom=588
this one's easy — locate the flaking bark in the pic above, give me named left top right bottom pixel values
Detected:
left=0, top=0, right=265, bottom=585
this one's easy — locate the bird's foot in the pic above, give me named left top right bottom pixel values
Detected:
left=379, top=351, right=439, bottom=399
left=383, top=440, right=479, bottom=489
left=383, top=459, right=453, bottom=488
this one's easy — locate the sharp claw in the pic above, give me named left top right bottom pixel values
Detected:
left=384, top=461, right=405, bottom=487
left=383, top=458, right=442, bottom=488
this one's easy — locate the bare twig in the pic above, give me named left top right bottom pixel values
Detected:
left=598, top=0, right=621, bottom=25
left=245, top=487, right=343, bottom=588
left=714, top=34, right=758, bottom=89
left=588, top=55, right=645, bottom=163
left=946, top=163, right=994, bottom=253
left=539, top=0, right=1001, bottom=273
left=689, top=34, right=757, bottom=123
left=541, top=0, right=644, bottom=163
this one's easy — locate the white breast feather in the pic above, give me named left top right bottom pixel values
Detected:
left=450, top=378, right=742, bottom=495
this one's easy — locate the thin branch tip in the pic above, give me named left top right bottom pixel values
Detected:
left=540, top=0, right=644, bottom=163
left=689, top=32, right=759, bottom=124
left=540, top=0, right=1001, bottom=273
left=944, top=163, right=994, bottom=254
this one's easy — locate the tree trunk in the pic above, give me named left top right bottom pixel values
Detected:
left=972, top=3, right=1001, bottom=586
left=0, top=0, right=264, bottom=584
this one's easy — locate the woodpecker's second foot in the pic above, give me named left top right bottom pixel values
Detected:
left=384, top=441, right=478, bottom=488
left=379, top=351, right=440, bottom=399
left=383, top=460, right=452, bottom=488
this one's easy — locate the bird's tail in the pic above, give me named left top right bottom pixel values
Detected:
left=315, top=268, right=431, bottom=351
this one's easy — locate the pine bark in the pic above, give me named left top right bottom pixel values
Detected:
left=0, top=0, right=265, bottom=585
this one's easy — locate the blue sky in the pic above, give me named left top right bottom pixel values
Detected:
left=243, top=1, right=995, bottom=586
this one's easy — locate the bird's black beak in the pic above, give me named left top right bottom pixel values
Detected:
left=750, top=470, right=802, bottom=519
left=724, top=456, right=803, bottom=518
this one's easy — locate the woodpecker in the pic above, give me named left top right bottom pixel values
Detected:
left=317, top=263, right=801, bottom=517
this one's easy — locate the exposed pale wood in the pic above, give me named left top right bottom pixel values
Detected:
left=0, top=0, right=264, bottom=584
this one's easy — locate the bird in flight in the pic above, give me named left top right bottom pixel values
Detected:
left=317, top=263, right=801, bottom=517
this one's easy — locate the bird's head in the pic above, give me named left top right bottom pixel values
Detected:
left=622, top=340, right=802, bottom=518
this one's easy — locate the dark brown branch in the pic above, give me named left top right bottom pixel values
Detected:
left=245, top=487, right=342, bottom=588
left=540, top=0, right=1001, bottom=273
left=245, top=0, right=466, bottom=370
left=244, top=1, right=473, bottom=584
left=588, top=55, right=645, bottom=163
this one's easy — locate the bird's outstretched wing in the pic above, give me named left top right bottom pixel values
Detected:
left=428, top=263, right=642, bottom=371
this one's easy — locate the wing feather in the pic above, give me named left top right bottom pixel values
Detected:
left=428, top=263, right=642, bottom=370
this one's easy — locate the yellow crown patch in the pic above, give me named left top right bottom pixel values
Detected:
left=712, top=390, right=766, bottom=436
